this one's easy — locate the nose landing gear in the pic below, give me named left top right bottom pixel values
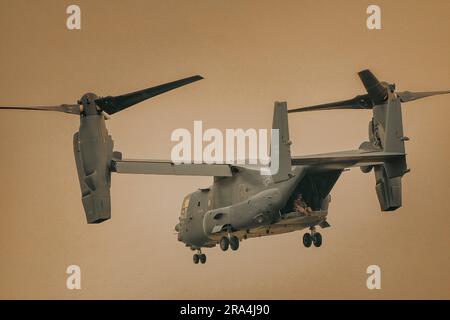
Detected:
left=193, top=249, right=207, bottom=264
left=302, top=227, right=322, bottom=248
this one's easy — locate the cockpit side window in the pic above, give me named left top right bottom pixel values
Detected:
left=181, top=196, right=190, bottom=217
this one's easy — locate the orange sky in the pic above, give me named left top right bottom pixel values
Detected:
left=0, top=0, right=449, bottom=299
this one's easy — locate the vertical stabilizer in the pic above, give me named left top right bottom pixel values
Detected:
left=271, top=101, right=292, bottom=182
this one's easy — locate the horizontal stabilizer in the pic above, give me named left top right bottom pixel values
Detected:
left=112, top=159, right=233, bottom=177
left=291, top=150, right=405, bottom=169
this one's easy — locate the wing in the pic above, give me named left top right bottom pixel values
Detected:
left=291, top=149, right=405, bottom=170
left=111, top=159, right=234, bottom=177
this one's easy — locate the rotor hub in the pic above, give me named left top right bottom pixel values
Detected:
left=79, top=93, right=100, bottom=115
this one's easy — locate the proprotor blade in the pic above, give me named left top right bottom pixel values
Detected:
left=95, top=75, right=204, bottom=115
left=358, top=69, right=388, bottom=104
left=397, top=90, right=450, bottom=103
left=288, top=94, right=373, bottom=113
left=0, top=104, right=81, bottom=114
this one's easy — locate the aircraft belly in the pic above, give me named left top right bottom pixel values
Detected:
left=206, top=210, right=327, bottom=242
left=245, top=211, right=327, bottom=238
left=277, top=210, right=327, bottom=226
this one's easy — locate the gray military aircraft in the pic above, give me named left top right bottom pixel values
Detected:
left=1, top=69, right=449, bottom=264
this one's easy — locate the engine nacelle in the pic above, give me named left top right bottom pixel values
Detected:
left=73, top=115, right=113, bottom=223
left=374, top=165, right=402, bottom=211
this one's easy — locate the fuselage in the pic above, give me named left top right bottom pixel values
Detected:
left=176, top=165, right=332, bottom=250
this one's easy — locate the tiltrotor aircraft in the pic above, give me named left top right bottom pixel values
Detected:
left=1, top=70, right=449, bottom=264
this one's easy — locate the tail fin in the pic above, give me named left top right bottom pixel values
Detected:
left=271, top=101, right=292, bottom=183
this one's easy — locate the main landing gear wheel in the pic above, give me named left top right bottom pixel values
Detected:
left=220, top=236, right=230, bottom=251
left=313, top=232, right=322, bottom=247
left=303, top=233, right=312, bottom=248
left=229, top=236, right=240, bottom=251
left=303, top=227, right=323, bottom=248
left=193, top=254, right=200, bottom=264
left=199, top=254, right=207, bottom=264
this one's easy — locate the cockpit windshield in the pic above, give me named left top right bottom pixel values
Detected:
left=180, top=195, right=190, bottom=217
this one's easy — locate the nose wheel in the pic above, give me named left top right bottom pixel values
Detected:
left=302, top=227, right=322, bottom=248
left=220, top=235, right=240, bottom=251
left=193, top=250, right=207, bottom=264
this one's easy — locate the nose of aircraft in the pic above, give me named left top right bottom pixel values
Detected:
left=175, top=223, right=183, bottom=242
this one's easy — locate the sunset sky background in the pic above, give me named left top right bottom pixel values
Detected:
left=0, top=0, right=449, bottom=299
